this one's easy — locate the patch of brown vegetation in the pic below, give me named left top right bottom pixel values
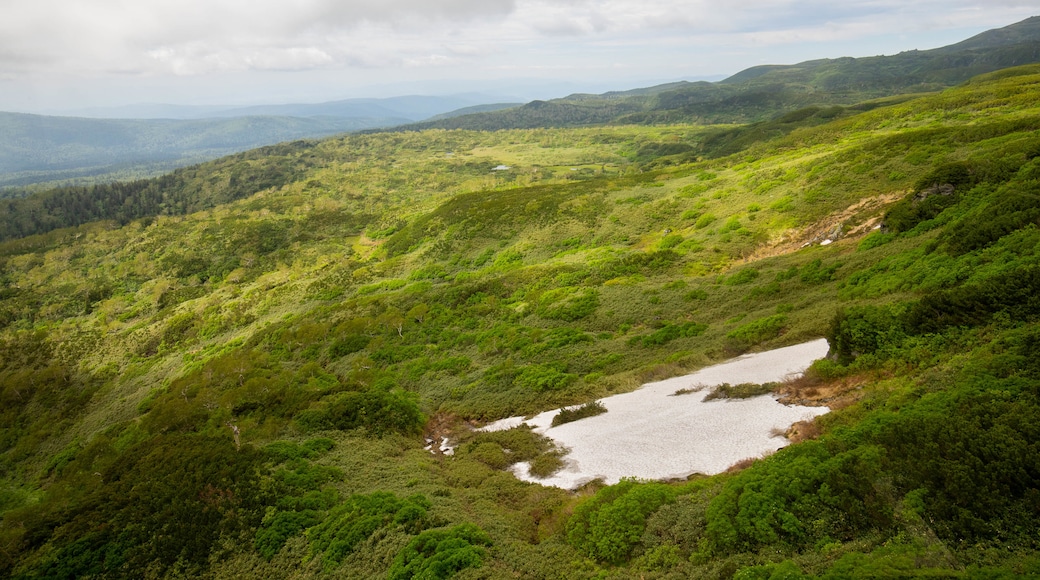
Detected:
left=775, top=372, right=869, bottom=409
left=786, top=419, right=822, bottom=444
left=771, top=370, right=876, bottom=443
left=725, top=457, right=759, bottom=473
left=744, top=191, right=905, bottom=262
left=423, top=411, right=466, bottom=456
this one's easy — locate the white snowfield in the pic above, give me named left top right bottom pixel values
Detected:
left=481, top=338, right=832, bottom=489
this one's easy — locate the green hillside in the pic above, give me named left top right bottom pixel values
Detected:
left=1, top=65, right=1040, bottom=578
left=399, top=16, right=1040, bottom=132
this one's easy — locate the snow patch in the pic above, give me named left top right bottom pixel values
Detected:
left=481, top=339, right=831, bottom=489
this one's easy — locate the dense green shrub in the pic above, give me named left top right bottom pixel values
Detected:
left=24, top=434, right=267, bottom=578
left=705, top=443, right=890, bottom=555
left=727, top=315, right=787, bottom=347
left=567, top=479, right=676, bottom=563
left=827, top=305, right=907, bottom=363
left=255, top=509, right=323, bottom=560
left=327, top=334, right=371, bottom=358
left=309, top=492, right=432, bottom=566
left=388, top=523, right=492, bottom=580
left=799, top=259, right=840, bottom=284
left=551, top=401, right=607, bottom=426
left=297, top=387, right=425, bottom=435
left=904, top=264, right=1040, bottom=333
left=724, top=268, right=760, bottom=285
left=942, top=180, right=1040, bottom=254
left=633, top=321, right=709, bottom=347
left=863, top=377, right=1040, bottom=545
left=515, top=364, right=577, bottom=392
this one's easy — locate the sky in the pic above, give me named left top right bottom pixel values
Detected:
left=1, top=0, right=1038, bottom=114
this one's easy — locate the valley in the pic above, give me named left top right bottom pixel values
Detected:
left=1, top=45, right=1040, bottom=580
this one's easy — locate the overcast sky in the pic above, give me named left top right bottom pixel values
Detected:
left=1, top=0, right=1037, bottom=113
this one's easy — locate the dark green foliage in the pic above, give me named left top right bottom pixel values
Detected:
left=388, top=523, right=492, bottom=580
left=20, top=434, right=267, bottom=578
left=684, top=288, right=709, bottom=301
left=297, top=387, right=425, bottom=435
left=0, top=140, right=322, bottom=241
left=567, top=479, right=676, bottom=563
left=941, top=177, right=1040, bottom=254
left=724, top=267, right=760, bottom=285
left=633, top=321, right=709, bottom=347
left=798, top=259, right=840, bottom=285
left=514, top=364, right=577, bottom=392
left=328, top=334, right=372, bottom=357
left=727, top=315, right=787, bottom=346
left=551, top=401, right=607, bottom=426
left=253, top=440, right=340, bottom=560
left=830, top=264, right=1040, bottom=363
left=256, top=509, right=323, bottom=560
left=705, top=443, right=891, bottom=555
left=827, top=305, right=907, bottom=363
left=885, top=161, right=991, bottom=233
left=263, top=439, right=335, bottom=462
left=865, top=378, right=1040, bottom=545
left=905, top=264, right=1040, bottom=333
left=310, top=492, right=432, bottom=566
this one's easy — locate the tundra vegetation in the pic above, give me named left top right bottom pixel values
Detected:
left=1, top=65, right=1040, bottom=578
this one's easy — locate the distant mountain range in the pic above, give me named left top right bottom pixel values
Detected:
left=3, top=16, right=1039, bottom=191
left=55, top=94, right=521, bottom=121
left=397, top=15, right=1040, bottom=131
left=0, top=96, right=520, bottom=191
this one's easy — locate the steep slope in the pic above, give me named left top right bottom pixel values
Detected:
left=1, top=66, right=1040, bottom=578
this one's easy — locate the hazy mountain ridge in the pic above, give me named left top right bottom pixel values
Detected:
left=0, top=112, right=407, bottom=190
left=0, top=95, right=516, bottom=191
left=4, top=17, right=1039, bottom=192
left=398, top=15, right=1040, bottom=132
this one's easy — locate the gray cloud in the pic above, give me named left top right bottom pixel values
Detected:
left=0, top=0, right=518, bottom=76
left=0, top=0, right=1036, bottom=111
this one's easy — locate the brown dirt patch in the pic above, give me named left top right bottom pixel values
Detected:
left=744, top=191, right=905, bottom=262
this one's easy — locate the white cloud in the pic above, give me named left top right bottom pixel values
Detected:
left=0, top=0, right=1036, bottom=109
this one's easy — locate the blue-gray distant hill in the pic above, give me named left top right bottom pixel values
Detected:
left=1, top=94, right=516, bottom=191
left=0, top=113, right=405, bottom=191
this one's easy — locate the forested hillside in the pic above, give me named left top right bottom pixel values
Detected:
left=0, top=112, right=408, bottom=191
left=1, top=62, right=1040, bottom=579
